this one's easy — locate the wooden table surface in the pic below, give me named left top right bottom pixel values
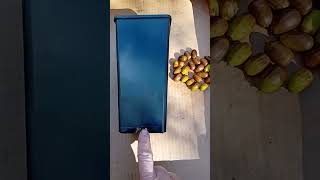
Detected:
left=110, top=0, right=210, bottom=180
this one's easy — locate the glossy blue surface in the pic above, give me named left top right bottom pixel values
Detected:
left=115, top=15, right=171, bottom=133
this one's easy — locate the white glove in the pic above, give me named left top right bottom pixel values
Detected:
left=138, top=129, right=180, bottom=180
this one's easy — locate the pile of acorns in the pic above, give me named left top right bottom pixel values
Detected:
left=172, top=49, right=211, bottom=92
left=209, top=0, right=319, bottom=94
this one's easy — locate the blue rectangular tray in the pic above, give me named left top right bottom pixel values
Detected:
left=114, top=15, right=171, bottom=133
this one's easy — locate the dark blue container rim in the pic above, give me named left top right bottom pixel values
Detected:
left=114, top=14, right=172, bottom=24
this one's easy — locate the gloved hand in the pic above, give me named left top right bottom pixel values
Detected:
left=138, top=129, right=180, bottom=180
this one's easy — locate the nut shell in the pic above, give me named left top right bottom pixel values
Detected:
left=181, top=75, right=189, bottom=83
left=191, top=83, right=200, bottom=91
left=290, top=0, right=312, bottom=15
left=174, top=74, right=182, bottom=81
left=200, top=83, right=209, bottom=91
left=197, top=72, right=209, bottom=78
left=195, top=64, right=205, bottom=72
left=184, top=51, right=191, bottom=60
left=191, top=49, right=198, bottom=59
left=210, top=38, right=230, bottom=61
left=266, top=0, right=289, bottom=10
left=249, top=0, right=273, bottom=28
left=186, top=79, right=195, bottom=86
left=244, top=53, right=271, bottom=76
left=271, top=9, right=301, bottom=35
left=174, top=68, right=182, bottom=74
left=178, top=55, right=188, bottom=62
left=288, top=68, right=313, bottom=93
left=211, top=17, right=229, bottom=38
left=260, top=66, right=288, bottom=93
left=226, top=42, right=252, bottom=66
left=265, top=41, right=294, bottom=67
left=204, top=77, right=211, bottom=84
left=188, top=61, right=196, bottom=71
left=301, top=10, right=320, bottom=35
left=280, top=31, right=314, bottom=52
left=221, top=0, right=239, bottom=21
left=200, top=58, right=208, bottom=66
left=228, top=14, right=256, bottom=41
left=173, top=60, right=179, bottom=68
left=194, top=75, right=203, bottom=83
left=304, top=48, right=320, bottom=68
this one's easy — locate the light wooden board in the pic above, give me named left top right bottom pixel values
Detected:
left=211, top=62, right=303, bottom=180
left=110, top=0, right=210, bottom=180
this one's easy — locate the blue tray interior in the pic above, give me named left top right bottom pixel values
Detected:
left=115, top=15, right=171, bottom=133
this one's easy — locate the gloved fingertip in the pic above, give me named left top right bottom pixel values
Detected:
left=141, top=128, right=149, bottom=136
left=139, top=129, right=150, bottom=143
left=137, top=129, right=154, bottom=180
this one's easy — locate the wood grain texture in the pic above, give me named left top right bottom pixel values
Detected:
left=0, top=0, right=27, bottom=179
left=211, top=62, right=303, bottom=180
left=301, top=73, right=320, bottom=180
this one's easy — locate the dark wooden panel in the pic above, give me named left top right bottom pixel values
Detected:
left=0, top=0, right=27, bottom=179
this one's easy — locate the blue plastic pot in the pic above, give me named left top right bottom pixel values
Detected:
left=114, top=15, right=171, bottom=133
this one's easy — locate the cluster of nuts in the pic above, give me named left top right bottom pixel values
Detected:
left=172, top=49, right=211, bottom=92
left=209, top=0, right=318, bottom=93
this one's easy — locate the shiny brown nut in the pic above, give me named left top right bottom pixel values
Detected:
left=181, top=75, right=189, bottom=83
left=195, top=64, right=205, bottom=72
left=266, top=0, right=289, bottom=10
left=186, top=79, right=195, bottom=86
left=204, top=77, right=211, bottom=84
left=181, top=66, right=190, bottom=75
left=210, top=38, right=230, bottom=61
left=200, top=83, right=209, bottom=91
left=228, top=14, right=256, bottom=41
left=188, top=61, right=196, bottom=71
left=265, top=41, right=294, bottom=67
left=197, top=72, right=209, bottom=78
left=184, top=51, right=191, bottom=60
left=191, top=83, right=200, bottom=91
left=290, top=0, right=312, bottom=16
left=194, top=74, right=203, bottom=82
left=178, top=55, right=188, bottom=62
left=174, top=68, right=181, bottom=74
left=204, top=64, right=211, bottom=72
left=200, top=58, right=208, bottom=66
left=260, top=66, right=288, bottom=93
left=249, top=0, right=273, bottom=28
left=271, top=9, right=301, bottom=34
left=174, top=74, right=182, bottom=81
left=226, top=42, right=252, bottom=66
left=178, top=61, right=185, bottom=68
left=301, top=10, right=320, bottom=35
left=304, top=48, right=320, bottom=68
left=173, top=60, right=179, bottom=68
left=191, top=49, right=197, bottom=59
left=220, top=0, right=239, bottom=21
left=209, top=0, right=219, bottom=16
left=288, top=68, right=313, bottom=93
left=280, top=31, right=314, bottom=52
left=192, top=58, right=201, bottom=65
left=211, top=17, right=229, bottom=38
left=244, top=53, right=271, bottom=76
